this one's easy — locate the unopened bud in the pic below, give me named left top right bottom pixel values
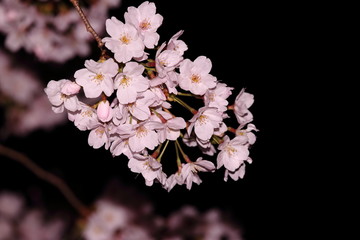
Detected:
left=61, top=81, right=81, bottom=95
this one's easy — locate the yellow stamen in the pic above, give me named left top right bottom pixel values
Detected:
left=120, top=35, right=131, bottom=45
left=139, top=20, right=151, bottom=30
left=190, top=74, right=201, bottom=83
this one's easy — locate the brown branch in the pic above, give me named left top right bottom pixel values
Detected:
left=0, top=144, right=90, bottom=218
left=69, top=0, right=107, bottom=57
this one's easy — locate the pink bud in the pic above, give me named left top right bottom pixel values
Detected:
left=97, top=100, right=112, bottom=122
left=61, top=81, right=81, bottom=95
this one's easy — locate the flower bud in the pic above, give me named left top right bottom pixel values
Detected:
left=97, top=100, right=112, bottom=122
left=61, top=81, right=81, bottom=95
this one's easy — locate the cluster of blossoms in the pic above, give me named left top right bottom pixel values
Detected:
left=83, top=200, right=243, bottom=240
left=0, top=0, right=121, bottom=63
left=81, top=180, right=244, bottom=240
left=0, top=182, right=244, bottom=240
left=0, top=50, right=67, bottom=138
left=45, top=1, right=257, bottom=191
left=0, top=191, right=66, bottom=240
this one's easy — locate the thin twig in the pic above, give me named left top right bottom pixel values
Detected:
left=0, top=144, right=90, bottom=218
left=69, top=0, right=107, bottom=57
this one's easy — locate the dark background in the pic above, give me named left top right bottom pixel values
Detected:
left=0, top=0, right=324, bottom=239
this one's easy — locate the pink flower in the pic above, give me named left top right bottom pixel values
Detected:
left=129, top=122, right=159, bottom=152
left=234, top=88, right=254, bottom=126
left=188, top=107, right=223, bottom=141
left=60, top=81, right=81, bottom=95
left=126, top=90, right=156, bottom=121
left=74, top=58, right=118, bottom=98
left=204, top=83, right=233, bottom=112
left=68, top=102, right=99, bottom=131
left=167, top=30, right=188, bottom=55
left=155, top=43, right=183, bottom=78
left=181, top=157, right=215, bottom=190
left=128, top=155, right=165, bottom=186
left=88, top=124, right=111, bottom=150
left=103, top=17, right=145, bottom=63
left=125, top=1, right=163, bottom=48
left=114, top=61, right=149, bottom=104
left=217, top=136, right=249, bottom=172
left=150, top=110, right=186, bottom=142
left=224, top=163, right=246, bottom=182
left=178, top=56, right=217, bottom=95
left=44, top=79, right=79, bottom=113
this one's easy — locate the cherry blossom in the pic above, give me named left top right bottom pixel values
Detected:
left=127, top=121, right=159, bottom=152
left=97, top=100, right=113, bottom=123
left=233, top=88, right=255, bottom=126
left=44, top=79, right=79, bottom=113
left=217, top=136, right=250, bottom=172
left=188, top=107, right=223, bottom=141
left=180, top=157, right=215, bottom=190
left=68, top=103, right=99, bottom=131
left=114, top=61, right=149, bottom=104
left=74, top=58, right=118, bottom=98
left=125, top=1, right=163, bottom=49
left=178, top=56, right=217, bottom=95
left=204, top=83, right=234, bottom=112
left=128, top=155, right=165, bottom=186
left=103, top=17, right=145, bottom=63
left=167, top=30, right=188, bottom=55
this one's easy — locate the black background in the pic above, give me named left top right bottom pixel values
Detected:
left=0, top=0, right=327, bottom=239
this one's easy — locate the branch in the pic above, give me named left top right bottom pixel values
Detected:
left=69, top=0, right=107, bottom=57
left=0, top=144, right=90, bottom=218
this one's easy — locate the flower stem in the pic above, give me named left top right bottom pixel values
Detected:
left=170, top=95, right=198, bottom=114
left=175, top=140, right=192, bottom=163
left=174, top=141, right=182, bottom=171
left=0, top=144, right=90, bottom=218
left=157, top=140, right=169, bottom=162
left=69, top=0, right=106, bottom=57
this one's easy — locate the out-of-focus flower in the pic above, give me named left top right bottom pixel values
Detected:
left=0, top=50, right=67, bottom=138
left=0, top=191, right=24, bottom=219
left=0, top=0, right=122, bottom=62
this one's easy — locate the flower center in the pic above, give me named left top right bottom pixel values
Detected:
left=136, top=126, right=148, bottom=138
left=93, top=73, right=104, bottom=83
left=119, top=75, right=131, bottom=87
left=81, top=109, right=94, bottom=117
left=95, top=127, right=105, bottom=136
left=190, top=74, right=201, bottom=83
left=139, top=19, right=151, bottom=30
left=225, top=145, right=237, bottom=156
left=120, top=35, right=131, bottom=45
left=198, top=115, right=208, bottom=124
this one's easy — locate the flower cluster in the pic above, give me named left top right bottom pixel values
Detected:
left=83, top=201, right=243, bottom=240
left=45, top=1, right=257, bottom=190
left=0, top=0, right=121, bottom=62
left=81, top=181, right=244, bottom=240
left=0, top=191, right=66, bottom=240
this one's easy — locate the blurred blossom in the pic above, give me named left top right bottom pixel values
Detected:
left=0, top=191, right=67, bottom=240
left=0, top=0, right=122, bottom=63
left=81, top=180, right=244, bottom=240
left=0, top=191, right=24, bottom=220
left=0, top=50, right=67, bottom=138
